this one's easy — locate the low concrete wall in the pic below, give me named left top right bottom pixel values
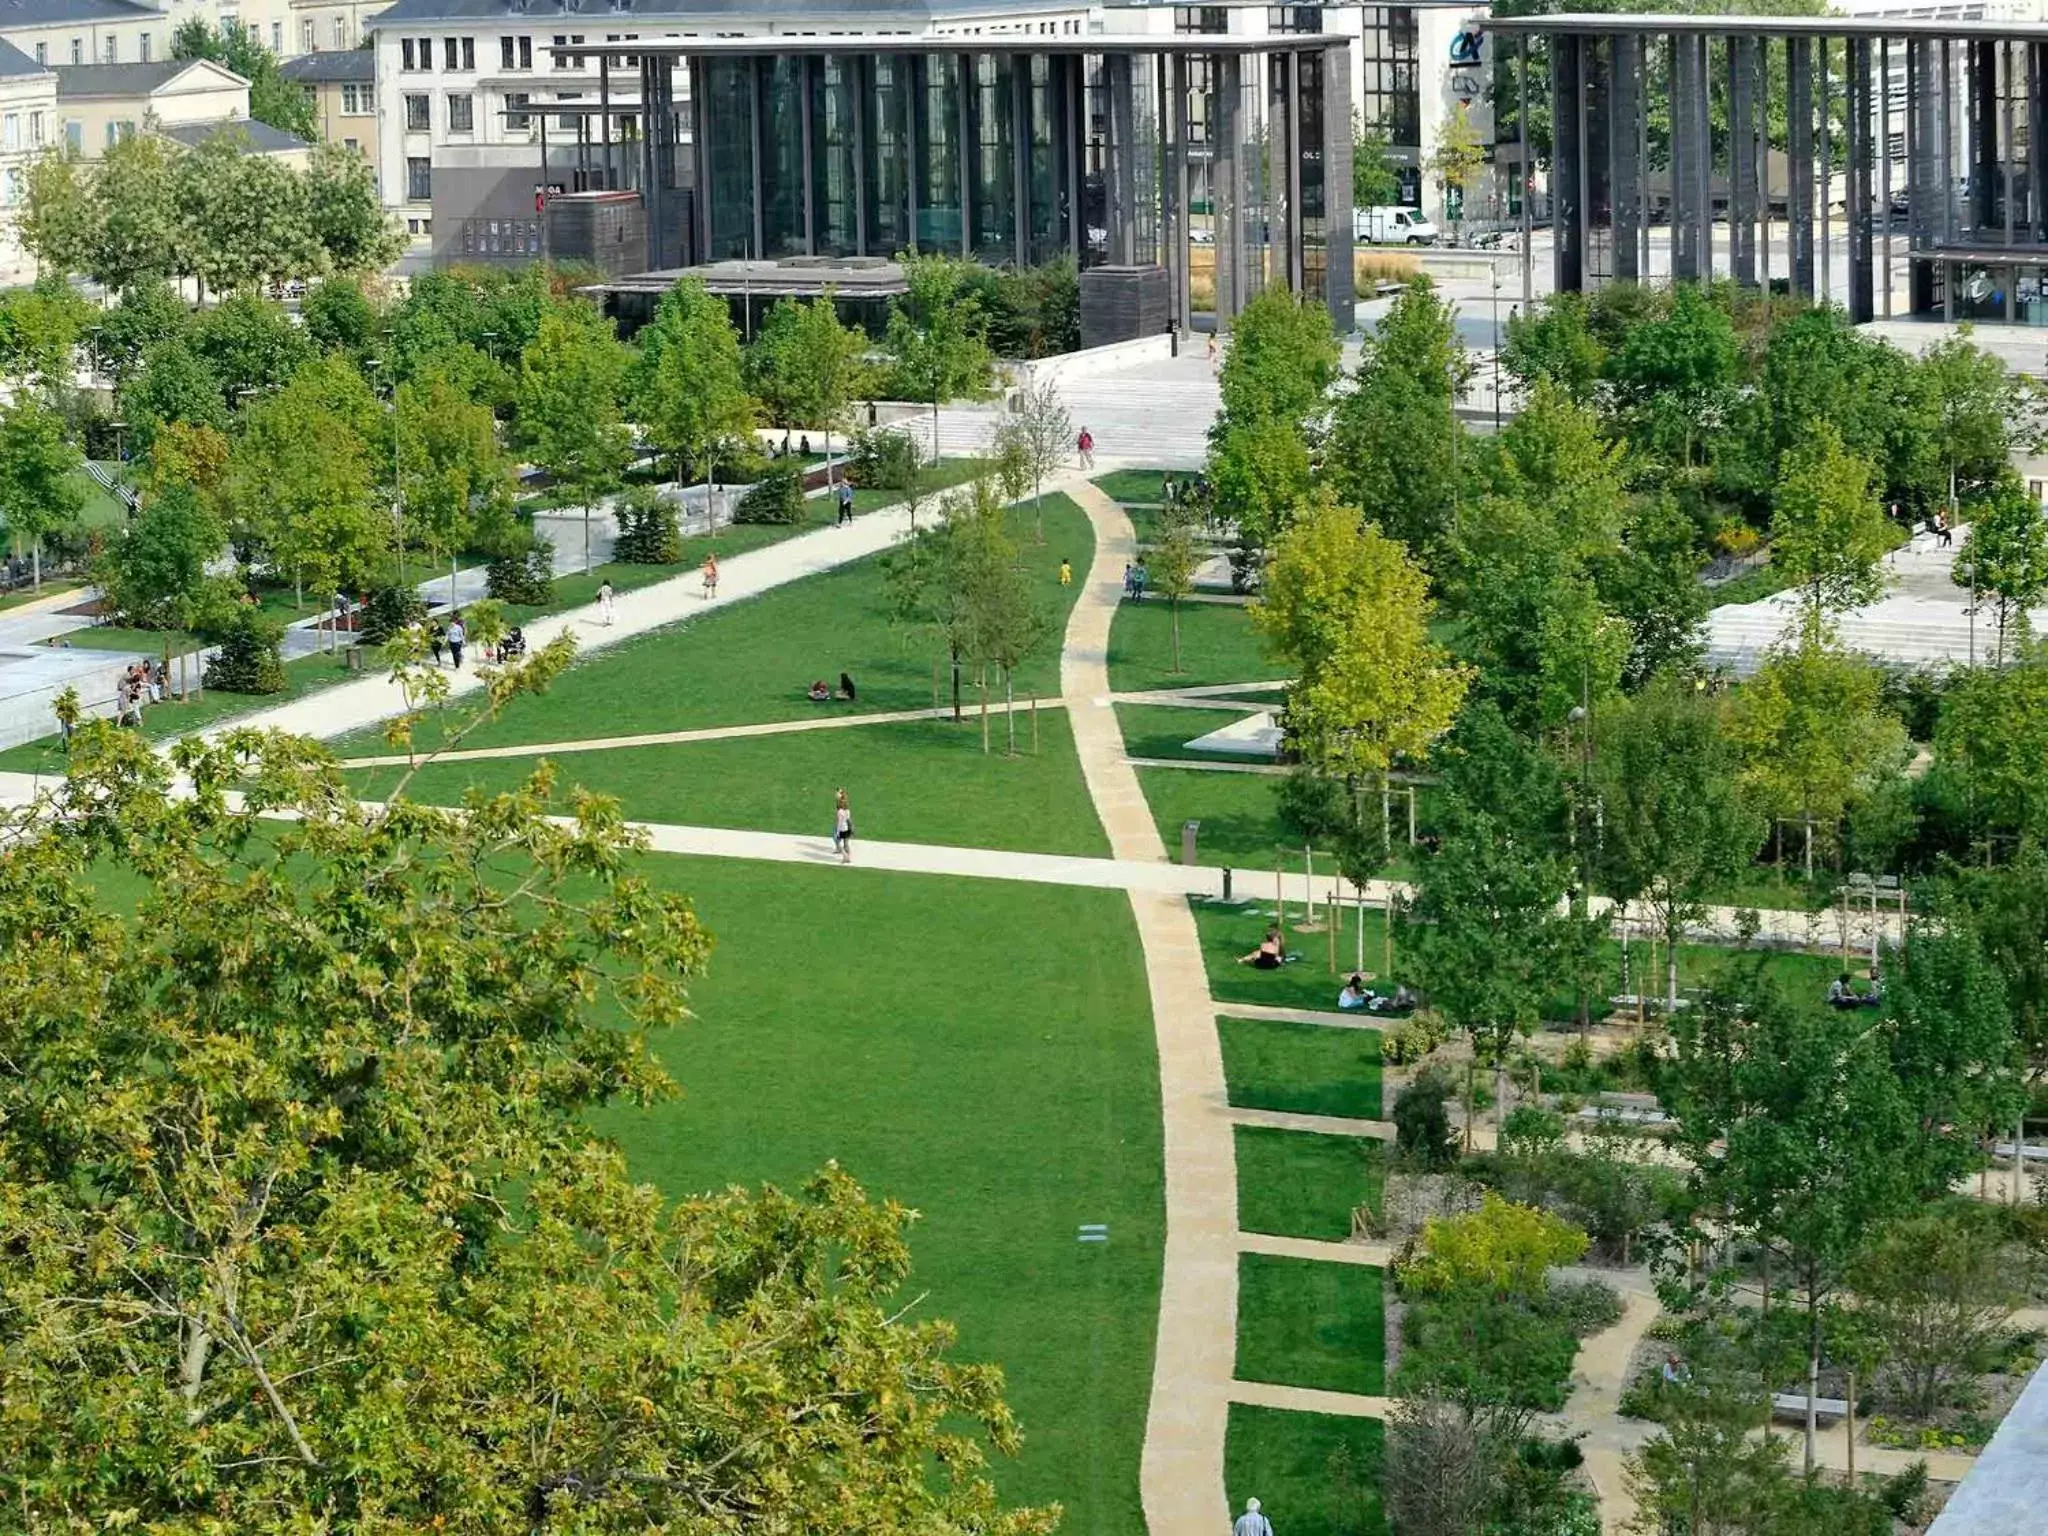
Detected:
left=1928, top=1358, right=2048, bottom=1535
left=1010, top=333, right=1177, bottom=392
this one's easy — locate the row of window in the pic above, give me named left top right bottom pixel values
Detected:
left=401, top=35, right=478, bottom=72
left=0, top=111, right=47, bottom=153
left=301, top=17, right=353, bottom=52
left=400, top=89, right=638, bottom=138
left=34, top=34, right=153, bottom=66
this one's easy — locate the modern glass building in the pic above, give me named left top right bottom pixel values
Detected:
left=556, top=30, right=1357, bottom=329
left=1495, top=10, right=2048, bottom=325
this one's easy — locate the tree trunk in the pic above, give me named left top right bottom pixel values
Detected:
left=950, top=643, right=962, bottom=722
left=1004, top=668, right=1016, bottom=756
left=1170, top=597, right=1182, bottom=672
left=583, top=501, right=592, bottom=574
left=30, top=540, right=40, bottom=590
left=1804, top=1293, right=1821, bottom=1478
left=450, top=553, right=459, bottom=615
left=979, top=666, right=990, bottom=755
left=1463, top=1058, right=1475, bottom=1154
left=1846, top=1369, right=1857, bottom=1485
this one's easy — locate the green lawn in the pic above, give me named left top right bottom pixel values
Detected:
left=0, top=579, right=82, bottom=613
left=1219, top=1013, right=1384, bottom=1121
left=1235, top=1253, right=1386, bottom=1396
left=331, top=494, right=1093, bottom=760
left=1235, top=1127, right=1385, bottom=1241
left=1115, top=703, right=1266, bottom=764
left=44, top=626, right=200, bottom=654
left=1108, top=594, right=1286, bottom=695
left=75, top=465, right=129, bottom=529
left=1197, top=900, right=1401, bottom=1014
left=1136, top=765, right=1426, bottom=882
left=1226, top=1405, right=1387, bottom=1536
left=348, top=710, right=1109, bottom=857
left=605, top=856, right=1161, bottom=1535
left=1093, top=469, right=1172, bottom=507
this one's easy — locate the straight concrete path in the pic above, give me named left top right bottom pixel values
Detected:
left=1228, top=1107, right=1397, bottom=1142
left=1216, top=1002, right=1388, bottom=1032
left=1226, top=1380, right=1395, bottom=1421
left=1063, top=478, right=1241, bottom=1536
left=1237, top=1232, right=1394, bottom=1269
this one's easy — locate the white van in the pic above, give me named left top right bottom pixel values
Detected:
left=1356, top=205, right=1438, bottom=245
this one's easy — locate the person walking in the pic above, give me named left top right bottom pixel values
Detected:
left=1233, top=1497, right=1273, bottom=1536
left=701, top=551, right=719, bottom=599
left=1206, top=332, right=1219, bottom=373
left=1076, top=426, right=1094, bottom=469
left=837, top=480, right=856, bottom=525
left=597, top=577, right=615, bottom=626
left=1059, top=557, right=1073, bottom=587
left=832, top=788, right=854, bottom=865
left=1935, top=507, right=1955, bottom=547
left=446, top=613, right=467, bottom=669
left=429, top=620, right=446, bottom=667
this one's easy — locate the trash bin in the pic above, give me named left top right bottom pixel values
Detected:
left=1181, top=819, right=1200, bottom=867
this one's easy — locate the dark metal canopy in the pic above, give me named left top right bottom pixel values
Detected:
left=548, top=32, right=1343, bottom=60
left=1490, top=11, right=2048, bottom=40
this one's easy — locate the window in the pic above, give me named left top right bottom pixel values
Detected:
left=462, top=37, right=474, bottom=69
left=32, top=42, right=44, bottom=64
left=271, top=21, right=281, bottom=51
left=1357, top=5, right=1422, bottom=152
left=443, top=37, right=457, bottom=70
left=556, top=91, right=581, bottom=130
left=343, top=136, right=358, bottom=152
left=551, top=34, right=585, bottom=70
left=3, top=116, right=17, bottom=152
left=139, top=33, right=150, bottom=62
left=102, top=35, right=117, bottom=63
left=342, top=82, right=369, bottom=114
left=519, top=36, right=531, bottom=69
left=447, top=93, right=473, bottom=132
left=68, top=38, right=81, bottom=65
left=64, top=121, right=80, bottom=153
left=418, top=36, right=433, bottom=68
left=302, top=19, right=315, bottom=51
left=4, top=169, right=20, bottom=207
left=404, top=92, right=429, bottom=130
left=406, top=156, right=431, bottom=201
left=332, top=17, right=347, bottom=48
left=505, top=91, right=531, bottom=130
left=402, top=38, right=415, bottom=69
left=29, top=111, right=43, bottom=146
left=501, top=35, right=514, bottom=68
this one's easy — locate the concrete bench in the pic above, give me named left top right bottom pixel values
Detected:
left=1576, top=1103, right=1670, bottom=1126
left=1771, top=1393, right=1850, bottom=1424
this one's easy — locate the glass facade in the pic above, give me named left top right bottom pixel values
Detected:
left=701, top=59, right=754, bottom=259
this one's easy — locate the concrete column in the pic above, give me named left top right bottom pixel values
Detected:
left=1064, top=55, right=1083, bottom=262
left=1552, top=32, right=1583, bottom=292
left=1012, top=54, right=1031, bottom=265
left=1672, top=32, right=1700, bottom=280
left=852, top=54, right=870, bottom=256
left=1848, top=36, right=1875, bottom=322
left=1691, top=33, right=1713, bottom=280
left=959, top=53, right=977, bottom=259
left=690, top=56, right=711, bottom=265
left=748, top=55, right=765, bottom=258
left=1908, top=38, right=1940, bottom=312
left=2031, top=44, right=2047, bottom=242
left=1612, top=32, right=1643, bottom=282
left=1167, top=51, right=1191, bottom=331
left=800, top=55, right=817, bottom=254
left=1519, top=34, right=1534, bottom=305
left=1107, top=51, right=1137, bottom=265
left=1729, top=34, right=1757, bottom=287
left=1787, top=35, right=1815, bottom=298
left=1321, top=39, right=1355, bottom=330
left=1268, top=52, right=1300, bottom=293
left=905, top=55, right=923, bottom=254
left=1973, top=39, right=1998, bottom=232
left=1881, top=37, right=1894, bottom=316
left=1216, top=52, right=1247, bottom=320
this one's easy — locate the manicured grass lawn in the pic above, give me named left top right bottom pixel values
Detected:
left=1235, top=1253, right=1386, bottom=1396
left=1108, top=593, right=1286, bottom=695
left=1093, top=469, right=1172, bottom=507
left=1226, top=1405, right=1387, bottom=1536
left=606, top=856, right=1161, bottom=1535
left=348, top=710, right=1109, bottom=857
left=1236, top=1126, right=1384, bottom=1241
left=1220, top=1014, right=1384, bottom=1121
left=75, top=465, right=129, bottom=529
left=1197, top=900, right=1401, bottom=1014
left=1137, top=765, right=1427, bottom=882
left=44, top=626, right=200, bottom=654
left=1115, top=702, right=1267, bottom=763
left=0, top=579, right=82, bottom=613
left=332, top=494, right=1092, bottom=759
left=0, top=648, right=363, bottom=776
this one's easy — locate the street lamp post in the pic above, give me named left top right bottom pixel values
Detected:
left=365, top=357, right=406, bottom=591
left=1491, top=264, right=1502, bottom=429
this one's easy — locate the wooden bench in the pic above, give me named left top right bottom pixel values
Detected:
left=1771, top=1392, right=1850, bottom=1425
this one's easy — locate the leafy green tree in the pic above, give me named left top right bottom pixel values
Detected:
left=92, top=132, right=182, bottom=291
left=1214, top=284, right=1341, bottom=433
left=0, top=399, right=82, bottom=587
left=1427, top=102, right=1486, bottom=234
left=1725, top=639, right=1909, bottom=877
left=1769, top=424, right=1892, bottom=641
left=1937, top=644, right=2048, bottom=851
left=884, top=255, right=996, bottom=463
left=300, top=277, right=380, bottom=358
left=96, top=277, right=190, bottom=386
left=1592, top=673, right=1761, bottom=1010
left=1850, top=1204, right=2027, bottom=1421
left=1606, top=283, right=1738, bottom=468
left=0, top=277, right=90, bottom=395
left=173, top=131, right=323, bottom=296
left=988, top=375, right=1072, bottom=543
left=400, top=365, right=516, bottom=607
left=1353, top=112, right=1400, bottom=205
left=304, top=140, right=405, bottom=274
left=94, top=480, right=224, bottom=632
left=193, top=292, right=314, bottom=409
left=1143, top=503, right=1202, bottom=673
left=1207, top=416, right=1313, bottom=574
left=1252, top=486, right=1470, bottom=784
left=172, top=16, right=317, bottom=140
left=1499, top=292, right=1606, bottom=406
left=518, top=307, right=632, bottom=572
left=633, top=276, right=754, bottom=498
left=1921, top=328, right=2040, bottom=513
left=747, top=294, right=868, bottom=481
left=118, top=339, right=229, bottom=455
left=1626, top=1366, right=1795, bottom=1536
left=1952, top=471, right=2048, bottom=665
left=1327, top=275, right=1471, bottom=559
left=954, top=481, right=1049, bottom=755
left=1594, top=495, right=1708, bottom=686
left=0, top=725, right=1053, bottom=1534
left=18, top=147, right=98, bottom=280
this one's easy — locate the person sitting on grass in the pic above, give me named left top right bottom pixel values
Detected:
left=1859, top=967, right=1886, bottom=1008
left=838, top=671, right=857, bottom=701
left=1238, top=927, right=1286, bottom=970
left=501, top=626, right=527, bottom=660
left=807, top=679, right=832, bottom=703
left=1827, top=973, right=1857, bottom=1010
left=1368, top=983, right=1420, bottom=1015
left=1338, top=973, right=1371, bottom=1010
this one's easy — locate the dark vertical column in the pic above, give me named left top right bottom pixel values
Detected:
left=1909, top=38, right=1939, bottom=312
left=1881, top=37, right=1894, bottom=316
left=2004, top=40, right=2018, bottom=249
left=800, top=56, right=817, bottom=254
left=1730, top=35, right=1757, bottom=286
left=905, top=55, right=923, bottom=254
left=1167, top=50, right=1190, bottom=330
left=1672, top=32, right=1699, bottom=279
left=1216, top=51, right=1245, bottom=320
left=1612, top=33, right=1641, bottom=281
left=1939, top=39, right=1956, bottom=248
left=1692, top=33, right=1713, bottom=280
left=1519, top=35, right=1533, bottom=305
left=690, top=57, right=711, bottom=265
left=1012, top=53, right=1031, bottom=267
left=1322, top=38, right=1354, bottom=330
left=1788, top=35, right=1815, bottom=297
left=1848, top=36, right=1874, bottom=322
left=958, top=53, right=976, bottom=259
left=1576, top=34, right=1595, bottom=284
left=2031, top=44, right=2047, bottom=241
left=1065, top=54, right=1083, bottom=262
left=1552, top=32, right=1583, bottom=292
left=1107, top=50, right=1136, bottom=264
left=748, top=55, right=765, bottom=258
left=1285, top=51, right=1304, bottom=293
left=1758, top=36, right=1772, bottom=291
left=1974, top=39, right=1998, bottom=231
left=1820, top=36, right=1832, bottom=302
left=639, top=56, right=657, bottom=262
left=599, top=54, right=612, bottom=190
left=852, top=54, right=870, bottom=256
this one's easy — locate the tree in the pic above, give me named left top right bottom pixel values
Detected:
left=884, top=255, right=996, bottom=464
left=1252, top=487, right=1470, bottom=783
left=1592, top=673, right=1761, bottom=1011
left=0, top=725, right=1054, bottom=1533
left=1353, top=114, right=1400, bottom=206
left=747, top=294, right=868, bottom=482
left=300, top=277, right=380, bottom=358
left=519, top=307, right=632, bottom=572
left=400, top=364, right=516, bottom=608
left=1769, top=424, right=1892, bottom=643
left=1626, top=1365, right=1796, bottom=1536
left=1852, top=1206, right=2027, bottom=1421
left=1606, top=284, right=1739, bottom=468
left=1595, top=495, right=1708, bottom=686
left=1725, top=639, right=1909, bottom=878
left=0, top=399, right=83, bottom=587
left=1500, top=292, right=1607, bottom=406
left=172, top=16, right=318, bottom=141
left=1921, top=327, right=2040, bottom=514
left=1207, top=416, right=1313, bottom=578
left=18, top=148, right=98, bottom=280
left=958, top=486, right=1050, bottom=756
left=1952, top=471, right=2048, bottom=665
left=1214, top=285, right=1341, bottom=434
left=173, top=131, right=323, bottom=296
left=633, top=277, right=754, bottom=506
left=0, top=278, right=90, bottom=396
left=1937, top=644, right=2048, bottom=851
left=989, top=376, right=1071, bottom=543
left=193, top=292, right=314, bottom=409
left=95, top=481, right=222, bottom=630
left=1326, top=275, right=1471, bottom=560
left=92, top=133, right=182, bottom=291
left=96, top=277, right=191, bottom=387
left=118, top=339, right=228, bottom=456
left=1143, top=504, right=1202, bottom=673
left=1427, top=101, right=1486, bottom=234
left=304, top=141, right=405, bottom=274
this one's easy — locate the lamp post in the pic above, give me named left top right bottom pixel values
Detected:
left=365, top=357, right=406, bottom=589
left=1490, top=262, right=1503, bottom=429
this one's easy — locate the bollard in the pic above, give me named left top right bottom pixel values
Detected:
left=1181, top=819, right=1200, bottom=867
left=1222, top=867, right=1233, bottom=902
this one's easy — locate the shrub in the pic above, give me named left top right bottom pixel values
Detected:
left=1501, top=1106, right=1567, bottom=1157
left=734, top=460, right=806, bottom=525
left=1394, top=1067, right=1458, bottom=1170
left=1381, top=1008, right=1449, bottom=1065
left=614, top=487, right=682, bottom=564
left=201, top=611, right=286, bottom=695
left=358, top=583, right=426, bottom=646
left=485, top=538, right=555, bottom=605
left=1546, top=1277, right=1623, bottom=1338
left=847, top=427, right=918, bottom=492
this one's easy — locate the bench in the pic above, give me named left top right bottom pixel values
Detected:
left=1771, top=1392, right=1850, bottom=1425
left=1576, top=1103, right=1670, bottom=1127
left=1609, top=993, right=1693, bottom=1013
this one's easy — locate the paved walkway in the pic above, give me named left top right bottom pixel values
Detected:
left=1063, top=477, right=1241, bottom=1536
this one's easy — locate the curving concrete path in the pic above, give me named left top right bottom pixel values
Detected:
left=1062, top=478, right=1240, bottom=1535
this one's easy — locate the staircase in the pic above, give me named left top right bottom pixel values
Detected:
left=84, top=462, right=138, bottom=515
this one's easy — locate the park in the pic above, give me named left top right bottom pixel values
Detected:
left=2, top=214, right=2048, bottom=1536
